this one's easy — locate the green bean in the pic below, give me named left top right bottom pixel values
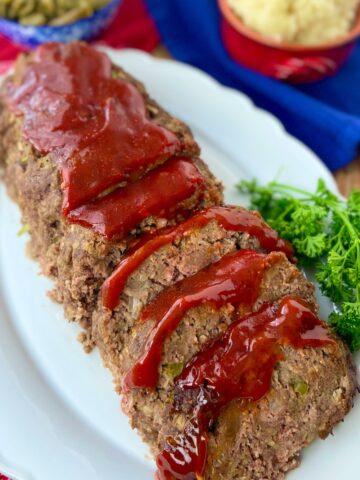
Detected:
left=19, top=12, right=47, bottom=26
left=56, top=0, right=79, bottom=11
left=0, top=0, right=11, bottom=19
left=79, top=0, right=96, bottom=15
left=90, top=0, right=112, bottom=8
left=8, top=0, right=25, bottom=19
left=37, top=0, right=56, bottom=18
left=18, top=0, right=36, bottom=19
left=49, top=6, right=92, bottom=26
left=0, top=4, right=6, bottom=17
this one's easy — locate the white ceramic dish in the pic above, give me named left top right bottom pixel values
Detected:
left=0, top=48, right=358, bottom=480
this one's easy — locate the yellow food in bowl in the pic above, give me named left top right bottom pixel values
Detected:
left=0, top=0, right=112, bottom=26
left=227, top=0, right=360, bottom=45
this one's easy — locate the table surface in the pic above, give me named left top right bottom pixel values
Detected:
left=153, top=46, right=360, bottom=197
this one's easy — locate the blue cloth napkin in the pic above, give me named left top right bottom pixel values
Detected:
left=145, top=0, right=360, bottom=171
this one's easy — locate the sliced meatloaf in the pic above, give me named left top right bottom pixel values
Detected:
left=0, top=53, right=223, bottom=347
left=112, top=248, right=356, bottom=479
left=91, top=214, right=357, bottom=478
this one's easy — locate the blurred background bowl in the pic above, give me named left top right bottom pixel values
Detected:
left=219, top=0, right=360, bottom=83
left=0, top=0, right=121, bottom=48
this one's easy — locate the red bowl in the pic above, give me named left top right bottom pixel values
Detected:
left=219, top=0, right=360, bottom=83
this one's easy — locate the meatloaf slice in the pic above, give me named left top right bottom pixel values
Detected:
left=202, top=344, right=355, bottom=480
left=7, top=47, right=200, bottom=162
left=114, top=250, right=356, bottom=479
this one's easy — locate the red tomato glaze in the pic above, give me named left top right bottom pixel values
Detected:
left=67, top=157, right=205, bottom=239
left=123, top=249, right=283, bottom=391
left=5, top=42, right=181, bottom=213
left=156, top=297, right=335, bottom=480
left=102, top=205, right=294, bottom=309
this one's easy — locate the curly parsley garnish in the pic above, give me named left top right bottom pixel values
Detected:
left=238, top=178, right=360, bottom=351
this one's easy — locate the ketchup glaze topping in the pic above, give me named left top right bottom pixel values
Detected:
left=68, top=157, right=205, bottom=239
left=102, top=205, right=294, bottom=309
left=5, top=42, right=181, bottom=213
left=156, top=297, right=335, bottom=480
left=123, top=250, right=283, bottom=391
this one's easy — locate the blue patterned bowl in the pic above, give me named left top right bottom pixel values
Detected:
left=0, top=0, right=121, bottom=48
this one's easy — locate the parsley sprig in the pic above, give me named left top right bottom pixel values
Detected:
left=238, top=178, right=360, bottom=352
